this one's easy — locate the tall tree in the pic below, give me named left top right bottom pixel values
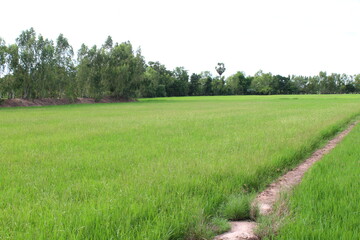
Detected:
left=87, top=45, right=104, bottom=99
left=354, top=74, right=360, bottom=93
left=189, top=73, right=201, bottom=96
left=16, top=28, right=37, bottom=98
left=0, top=38, right=8, bottom=98
left=226, top=71, right=251, bottom=95
left=33, top=35, right=56, bottom=98
left=251, top=70, right=273, bottom=94
left=212, top=76, right=225, bottom=95
left=0, top=37, right=6, bottom=76
left=55, top=33, right=75, bottom=98
left=103, top=36, right=113, bottom=51
left=215, top=63, right=226, bottom=77
left=3, top=44, right=20, bottom=98
left=140, top=66, right=160, bottom=97
left=273, top=75, right=291, bottom=94
left=3, top=28, right=360, bottom=100
left=199, top=71, right=213, bottom=95
left=168, top=67, right=189, bottom=96
left=304, top=76, right=319, bottom=94
left=75, top=43, right=91, bottom=97
left=143, top=61, right=174, bottom=97
left=107, top=42, right=145, bottom=98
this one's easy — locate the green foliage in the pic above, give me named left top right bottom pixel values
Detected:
left=169, top=67, right=189, bottom=96
left=250, top=70, right=274, bottom=95
left=355, top=74, right=360, bottom=92
left=55, top=33, right=75, bottom=98
left=0, top=28, right=75, bottom=99
left=210, top=217, right=231, bottom=235
left=0, top=37, right=6, bottom=76
left=212, top=77, right=226, bottom=95
left=139, top=61, right=173, bottom=97
left=273, top=75, right=291, bottom=94
left=219, top=193, right=255, bottom=220
left=75, top=39, right=146, bottom=99
left=0, top=29, right=146, bottom=100
left=199, top=71, right=213, bottom=96
left=16, top=28, right=37, bottom=98
left=1, top=28, right=360, bottom=100
left=189, top=73, right=201, bottom=96
left=226, top=71, right=251, bottom=95
left=1, top=95, right=360, bottom=239
left=107, top=42, right=145, bottom=98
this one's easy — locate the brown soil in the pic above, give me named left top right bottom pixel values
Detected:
left=215, top=222, right=258, bottom=240
left=0, top=97, right=136, bottom=108
left=214, top=121, right=358, bottom=240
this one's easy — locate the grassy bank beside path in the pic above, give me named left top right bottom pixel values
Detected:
left=273, top=120, right=360, bottom=240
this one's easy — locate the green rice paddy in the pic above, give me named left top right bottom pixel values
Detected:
left=1, top=95, right=360, bottom=239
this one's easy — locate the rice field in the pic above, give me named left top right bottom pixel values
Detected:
left=273, top=120, right=360, bottom=240
left=1, top=95, right=360, bottom=239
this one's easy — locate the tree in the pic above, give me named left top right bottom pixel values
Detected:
left=326, top=73, right=339, bottom=94
left=251, top=70, right=273, bottom=94
left=149, top=61, right=173, bottom=97
left=215, top=62, right=226, bottom=76
left=3, top=28, right=360, bottom=100
left=0, top=38, right=8, bottom=98
left=76, top=39, right=145, bottom=99
left=273, top=75, right=291, bottom=94
left=3, top=44, right=20, bottom=98
left=344, top=82, right=356, bottom=93
left=355, top=74, right=360, bottom=93
left=86, top=45, right=104, bottom=99
left=304, top=76, right=319, bottom=94
left=34, top=35, right=55, bottom=98
left=55, top=33, right=75, bottom=99
left=0, top=37, right=6, bottom=76
left=226, top=71, right=251, bottom=95
left=140, top=67, right=160, bottom=97
left=212, top=76, right=225, bottom=95
left=76, top=44, right=91, bottom=97
left=107, top=41, right=136, bottom=98
left=16, top=28, right=37, bottom=98
left=103, top=36, right=113, bottom=51
left=199, top=71, right=213, bottom=95
left=189, top=73, right=201, bottom=96
left=139, top=61, right=172, bottom=97
left=318, top=71, right=338, bottom=94
left=168, top=67, right=189, bottom=96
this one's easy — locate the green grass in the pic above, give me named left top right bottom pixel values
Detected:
left=0, top=95, right=360, bottom=239
left=272, top=120, right=360, bottom=240
left=219, top=193, right=256, bottom=220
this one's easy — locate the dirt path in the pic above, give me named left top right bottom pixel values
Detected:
left=215, top=121, right=358, bottom=240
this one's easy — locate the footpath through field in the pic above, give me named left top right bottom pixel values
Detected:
left=215, top=121, right=359, bottom=240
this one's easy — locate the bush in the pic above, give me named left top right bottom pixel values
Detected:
left=219, top=193, right=255, bottom=220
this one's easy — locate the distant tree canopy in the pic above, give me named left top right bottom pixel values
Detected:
left=1, top=28, right=360, bottom=100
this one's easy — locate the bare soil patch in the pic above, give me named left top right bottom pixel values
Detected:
left=215, top=221, right=258, bottom=240
left=0, top=97, right=136, bottom=108
left=215, top=121, right=358, bottom=240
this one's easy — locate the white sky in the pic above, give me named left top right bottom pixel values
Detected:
left=1, top=0, right=360, bottom=77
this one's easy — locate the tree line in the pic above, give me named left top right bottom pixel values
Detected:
left=1, top=28, right=360, bottom=100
